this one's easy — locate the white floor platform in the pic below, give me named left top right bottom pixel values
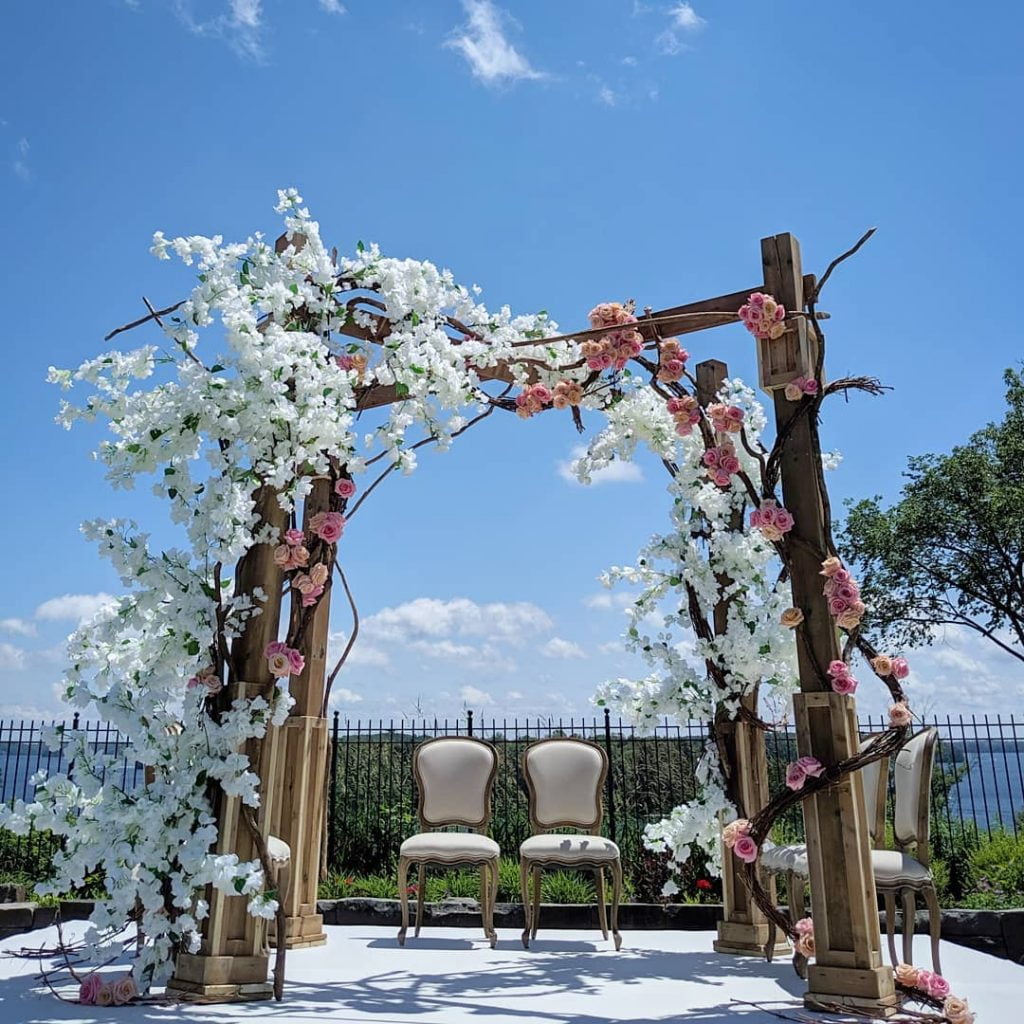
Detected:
left=1, top=924, right=1019, bottom=1023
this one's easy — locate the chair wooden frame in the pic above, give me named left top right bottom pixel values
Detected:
left=877, top=727, right=941, bottom=974
left=518, top=737, right=623, bottom=951
left=397, top=736, right=500, bottom=948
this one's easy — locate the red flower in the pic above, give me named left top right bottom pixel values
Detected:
left=696, top=879, right=712, bottom=891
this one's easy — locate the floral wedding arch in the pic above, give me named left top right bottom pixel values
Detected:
left=1, top=191, right=972, bottom=1022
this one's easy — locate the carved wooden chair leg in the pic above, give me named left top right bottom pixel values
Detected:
left=414, top=864, right=427, bottom=938
left=530, top=865, right=542, bottom=941
left=883, top=892, right=898, bottom=966
left=923, top=884, right=942, bottom=976
left=397, top=856, right=410, bottom=946
left=487, top=859, right=498, bottom=947
left=478, top=863, right=494, bottom=946
left=520, top=857, right=532, bottom=949
left=786, top=870, right=804, bottom=926
left=610, top=858, right=623, bottom=951
left=901, top=888, right=916, bottom=965
left=595, top=867, right=609, bottom=941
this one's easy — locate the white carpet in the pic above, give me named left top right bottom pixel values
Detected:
left=1, top=925, right=1018, bottom=1023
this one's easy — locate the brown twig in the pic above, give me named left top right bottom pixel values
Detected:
left=809, top=227, right=877, bottom=304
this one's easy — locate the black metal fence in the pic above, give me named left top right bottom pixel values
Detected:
left=1, top=712, right=1022, bottom=884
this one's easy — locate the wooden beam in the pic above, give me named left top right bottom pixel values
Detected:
left=761, top=233, right=895, bottom=1013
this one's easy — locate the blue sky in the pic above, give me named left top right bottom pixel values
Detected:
left=0, top=0, right=1021, bottom=723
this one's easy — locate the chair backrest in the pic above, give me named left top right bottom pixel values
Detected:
left=522, top=738, right=607, bottom=833
left=893, top=727, right=938, bottom=859
left=413, top=737, right=498, bottom=831
left=858, top=734, right=890, bottom=847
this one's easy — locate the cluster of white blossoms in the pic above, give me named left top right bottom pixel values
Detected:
left=4, top=192, right=563, bottom=990
left=590, top=379, right=801, bottom=879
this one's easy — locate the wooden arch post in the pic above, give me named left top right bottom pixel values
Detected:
left=758, top=233, right=896, bottom=1014
left=696, top=359, right=788, bottom=960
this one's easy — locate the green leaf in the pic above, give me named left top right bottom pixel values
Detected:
left=356, top=240, right=365, bottom=253
left=394, top=382, right=410, bottom=398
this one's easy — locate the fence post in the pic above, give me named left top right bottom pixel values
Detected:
left=328, top=711, right=340, bottom=871
left=467, top=709, right=474, bottom=737
left=72, top=712, right=79, bottom=731
left=603, top=708, right=617, bottom=842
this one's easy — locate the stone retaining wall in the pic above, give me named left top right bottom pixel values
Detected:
left=1, top=899, right=1021, bottom=964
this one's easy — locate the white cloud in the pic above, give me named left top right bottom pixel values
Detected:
left=447, top=0, right=546, bottom=86
left=173, top=0, right=265, bottom=61
left=12, top=137, right=30, bottom=181
left=0, top=642, right=26, bottom=670
left=460, top=685, right=494, bottom=706
left=621, top=55, right=638, bottom=66
left=583, top=592, right=636, bottom=611
left=330, top=687, right=362, bottom=706
left=598, top=86, right=617, bottom=107
left=34, top=593, right=116, bottom=624
left=508, top=690, right=524, bottom=700
left=318, top=0, right=346, bottom=13
left=557, top=446, right=643, bottom=486
left=365, top=597, right=552, bottom=643
left=0, top=618, right=35, bottom=637
left=542, top=637, right=586, bottom=660
left=668, top=2, right=705, bottom=31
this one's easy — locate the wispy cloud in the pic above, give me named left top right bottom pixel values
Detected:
left=0, top=617, right=36, bottom=638
left=598, top=85, right=617, bottom=107
left=172, top=0, right=265, bottom=62
left=447, top=0, right=546, bottom=86
left=657, top=2, right=705, bottom=56
left=317, top=0, right=346, bottom=13
left=12, top=137, right=30, bottom=181
left=541, top=637, right=586, bottom=660
left=460, top=684, right=494, bottom=706
left=34, top=593, right=117, bottom=624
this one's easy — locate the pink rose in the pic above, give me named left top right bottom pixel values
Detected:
left=286, top=647, right=305, bottom=675
left=79, top=974, right=103, bottom=1005
left=794, top=916, right=814, bottom=937
left=926, top=974, right=950, bottom=1000
left=703, top=449, right=720, bottom=468
left=112, top=976, right=137, bottom=1005
left=733, top=835, right=759, bottom=863
left=309, top=511, right=345, bottom=544
left=820, top=556, right=842, bottom=577
left=712, top=469, right=732, bottom=488
left=785, top=762, right=807, bottom=790
left=267, top=651, right=291, bottom=677
left=888, top=701, right=913, bottom=727
left=828, top=660, right=850, bottom=679
left=773, top=508, right=794, bottom=532
left=891, top=656, right=910, bottom=679
left=334, top=478, right=356, bottom=499
left=529, top=383, right=553, bottom=404
left=795, top=756, right=824, bottom=778
left=721, top=454, right=741, bottom=475
left=264, top=641, right=287, bottom=658
left=831, top=673, right=858, bottom=696
left=284, top=528, right=305, bottom=547
left=829, top=595, right=851, bottom=615
left=675, top=421, right=694, bottom=437
left=666, top=397, right=685, bottom=414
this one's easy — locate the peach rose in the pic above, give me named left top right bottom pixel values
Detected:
left=112, top=976, right=137, bottom=1005
left=836, top=610, right=863, bottom=630
left=780, top=608, right=804, bottom=628
left=820, top=556, right=842, bottom=577
left=943, top=996, right=975, bottom=1024
left=894, top=962, right=920, bottom=987
left=721, top=818, right=749, bottom=849
left=267, top=651, right=291, bottom=677
left=309, top=563, right=329, bottom=587
left=784, top=381, right=803, bottom=402
left=871, top=654, right=894, bottom=676
left=795, top=933, right=815, bottom=958
left=273, top=544, right=292, bottom=568
left=95, top=984, right=114, bottom=1006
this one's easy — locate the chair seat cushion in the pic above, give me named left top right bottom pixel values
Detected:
left=400, top=831, right=499, bottom=862
left=266, top=835, right=291, bottom=865
left=871, top=850, right=933, bottom=887
left=761, top=843, right=809, bottom=876
left=520, top=834, right=620, bottom=863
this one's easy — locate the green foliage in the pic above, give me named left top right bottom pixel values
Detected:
left=540, top=870, right=595, bottom=904
left=839, top=366, right=1024, bottom=655
left=838, top=368, right=1024, bottom=660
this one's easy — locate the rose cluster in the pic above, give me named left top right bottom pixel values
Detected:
left=894, top=964, right=974, bottom=1023
left=335, top=351, right=367, bottom=381
left=738, top=291, right=786, bottom=341
left=552, top=378, right=584, bottom=409
left=583, top=302, right=644, bottom=371
left=707, top=402, right=745, bottom=434
left=273, top=528, right=309, bottom=571
left=820, top=556, right=865, bottom=630
left=703, top=443, right=741, bottom=488
left=750, top=499, right=794, bottom=542
left=514, top=382, right=554, bottom=419
left=793, top=916, right=815, bottom=958
left=722, top=817, right=759, bottom=864
left=186, top=667, right=222, bottom=695
left=293, top=562, right=329, bottom=608
left=785, top=755, right=825, bottom=791
left=656, top=337, right=689, bottom=383
left=784, top=374, right=819, bottom=401
left=666, top=394, right=700, bottom=436
left=309, top=510, right=345, bottom=544
left=827, top=659, right=859, bottom=695
left=264, top=641, right=305, bottom=678
left=79, top=973, right=137, bottom=1006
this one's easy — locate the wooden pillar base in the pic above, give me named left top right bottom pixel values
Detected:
left=714, top=920, right=790, bottom=958
left=165, top=952, right=272, bottom=1002
left=270, top=912, right=327, bottom=949
left=805, top=964, right=900, bottom=1016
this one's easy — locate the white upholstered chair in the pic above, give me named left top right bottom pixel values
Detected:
left=397, top=737, right=500, bottom=947
left=519, top=738, right=623, bottom=950
left=762, top=728, right=941, bottom=973
left=264, top=836, right=292, bottom=952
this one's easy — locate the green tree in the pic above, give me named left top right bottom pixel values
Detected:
left=839, top=368, right=1024, bottom=663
